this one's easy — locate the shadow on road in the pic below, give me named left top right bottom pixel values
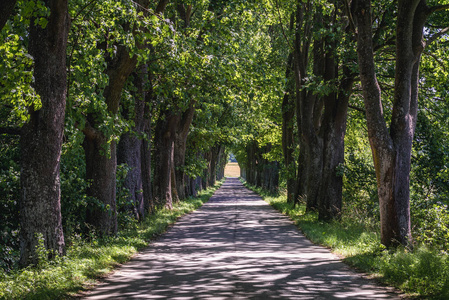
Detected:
left=83, top=178, right=400, bottom=299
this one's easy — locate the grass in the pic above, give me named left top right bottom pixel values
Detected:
left=243, top=180, right=449, bottom=299
left=0, top=181, right=222, bottom=300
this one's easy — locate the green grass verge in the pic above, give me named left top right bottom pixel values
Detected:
left=0, top=181, right=223, bottom=300
left=243, top=180, right=449, bottom=299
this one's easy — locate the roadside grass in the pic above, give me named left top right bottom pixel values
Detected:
left=0, top=181, right=222, bottom=300
left=243, top=180, right=449, bottom=299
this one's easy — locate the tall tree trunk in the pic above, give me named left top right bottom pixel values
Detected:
left=19, top=0, right=68, bottom=266
left=216, top=146, right=226, bottom=181
left=354, top=0, right=435, bottom=247
left=202, top=151, right=211, bottom=189
left=174, top=102, right=195, bottom=200
left=282, top=15, right=296, bottom=203
left=83, top=133, right=117, bottom=235
left=293, top=1, right=320, bottom=209
left=117, top=70, right=146, bottom=220
left=282, top=91, right=296, bottom=203
left=141, top=101, right=153, bottom=214
left=318, top=65, right=355, bottom=221
left=208, top=144, right=221, bottom=187
left=153, top=111, right=180, bottom=209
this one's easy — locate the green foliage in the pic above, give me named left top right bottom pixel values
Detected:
left=411, top=202, right=449, bottom=251
left=116, top=163, right=139, bottom=230
left=59, top=131, right=90, bottom=239
left=378, top=247, right=449, bottom=298
left=0, top=136, right=20, bottom=272
left=0, top=181, right=222, bottom=299
left=343, top=109, right=378, bottom=224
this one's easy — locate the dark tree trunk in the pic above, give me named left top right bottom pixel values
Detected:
left=293, top=1, right=321, bottom=209
left=282, top=91, right=296, bottom=203
left=117, top=70, right=145, bottom=220
left=245, top=142, right=257, bottom=186
left=282, top=16, right=297, bottom=203
left=354, top=0, right=435, bottom=247
left=318, top=64, right=355, bottom=221
left=153, top=111, right=180, bottom=209
left=19, top=0, right=68, bottom=267
left=202, top=151, right=211, bottom=189
left=216, top=146, right=226, bottom=181
left=174, top=102, right=195, bottom=200
left=208, top=145, right=221, bottom=187
left=83, top=133, right=117, bottom=235
left=141, top=103, right=153, bottom=214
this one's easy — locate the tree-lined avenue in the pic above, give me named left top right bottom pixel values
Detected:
left=83, top=178, right=399, bottom=299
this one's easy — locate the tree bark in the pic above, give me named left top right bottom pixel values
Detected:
left=208, top=144, right=221, bottom=187
left=83, top=130, right=117, bottom=235
left=141, top=100, right=153, bottom=214
left=174, top=102, right=196, bottom=200
left=82, top=46, right=136, bottom=235
left=282, top=91, right=296, bottom=203
left=318, top=64, right=355, bottom=221
left=117, top=70, right=146, bottom=220
left=354, top=0, right=433, bottom=247
left=153, top=111, right=180, bottom=209
left=202, top=151, right=211, bottom=189
left=19, top=0, right=68, bottom=267
left=294, top=2, right=323, bottom=210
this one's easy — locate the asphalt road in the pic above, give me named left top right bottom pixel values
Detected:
left=83, top=177, right=400, bottom=299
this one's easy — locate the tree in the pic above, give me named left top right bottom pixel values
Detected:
left=19, top=0, right=69, bottom=266
left=291, top=0, right=356, bottom=220
left=354, top=0, right=449, bottom=247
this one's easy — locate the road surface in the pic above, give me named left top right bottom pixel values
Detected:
left=83, top=177, right=400, bottom=299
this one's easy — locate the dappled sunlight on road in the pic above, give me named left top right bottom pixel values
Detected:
left=83, top=178, right=399, bottom=299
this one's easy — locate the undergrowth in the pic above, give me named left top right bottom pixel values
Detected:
left=243, top=180, right=449, bottom=299
left=0, top=181, right=222, bottom=300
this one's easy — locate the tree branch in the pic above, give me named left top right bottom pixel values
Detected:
left=426, top=27, right=449, bottom=45
left=274, top=0, right=294, bottom=51
left=426, top=51, right=447, bottom=72
left=429, top=4, right=449, bottom=13
left=81, top=120, right=101, bottom=140
left=348, top=104, right=366, bottom=114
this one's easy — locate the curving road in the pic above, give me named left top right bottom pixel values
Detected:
left=83, top=177, right=401, bottom=299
